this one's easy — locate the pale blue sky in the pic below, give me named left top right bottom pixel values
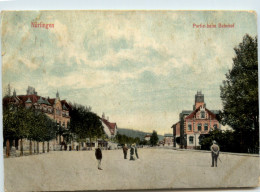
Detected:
left=2, top=11, right=257, bottom=134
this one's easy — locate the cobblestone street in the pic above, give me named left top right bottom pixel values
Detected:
left=4, top=148, right=259, bottom=191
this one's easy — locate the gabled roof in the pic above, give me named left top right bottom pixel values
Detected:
left=101, top=118, right=117, bottom=135
left=61, top=100, right=71, bottom=111
left=185, top=107, right=216, bottom=120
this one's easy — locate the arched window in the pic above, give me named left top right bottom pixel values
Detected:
left=213, top=124, right=218, bottom=130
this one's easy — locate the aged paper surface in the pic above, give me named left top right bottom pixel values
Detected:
left=1, top=11, right=259, bottom=191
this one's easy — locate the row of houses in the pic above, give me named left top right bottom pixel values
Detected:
left=3, top=86, right=118, bottom=150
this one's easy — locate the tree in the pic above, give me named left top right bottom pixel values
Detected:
left=150, top=130, right=159, bottom=146
left=3, top=104, right=16, bottom=157
left=199, top=129, right=237, bottom=152
left=70, top=103, right=104, bottom=149
left=220, top=34, right=258, bottom=153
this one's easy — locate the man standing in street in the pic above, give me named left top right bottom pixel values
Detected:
left=95, top=145, right=102, bottom=170
left=210, top=140, right=220, bottom=167
left=123, top=144, right=128, bottom=159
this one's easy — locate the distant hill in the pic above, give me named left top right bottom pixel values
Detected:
left=117, top=128, right=164, bottom=141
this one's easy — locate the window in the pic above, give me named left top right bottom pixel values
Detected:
left=188, top=124, right=192, bottom=131
left=200, top=111, right=205, bottom=118
left=197, top=123, right=202, bottom=131
left=213, top=124, right=218, bottom=130
left=56, top=109, right=60, bottom=115
left=204, top=123, right=208, bottom=131
left=189, top=136, right=194, bottom=144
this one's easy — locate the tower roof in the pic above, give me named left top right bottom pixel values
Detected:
left=25, top=98, right=32, bottom=103
left=37, top=97, right=45, bottom=104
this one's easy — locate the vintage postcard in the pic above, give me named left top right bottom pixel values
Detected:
left=1, top=10, right=259, bottom=191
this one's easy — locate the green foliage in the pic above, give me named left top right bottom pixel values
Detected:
left=70, top=103, right=104, bottom=141
left=199, top=129, right=237, bottom=152
left=220, top=34, right=258, bottom=153
left=150, top=130, right=159, bottom=146
left=139, top=139, right=148, bottom=145
left=115, top=133, right=140, bottom=145
left=3, top=105, right=57, bottom=142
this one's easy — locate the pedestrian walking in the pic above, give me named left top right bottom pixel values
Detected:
left=210, top=140, right=220, bottom=167
left=123, top=144, right=128, bottom=159
left=130, top=144, right=135, bottom=161
left=134, top=143, right=139, bottom=159
left=95, top=145, right=103, bottom=170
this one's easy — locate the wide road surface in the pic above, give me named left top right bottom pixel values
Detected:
left=4, top=148, right=259, bottom=191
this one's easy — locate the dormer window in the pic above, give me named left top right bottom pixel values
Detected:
left=200, top=111, right=205, bottom=119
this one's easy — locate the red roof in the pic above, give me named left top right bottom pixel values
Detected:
left=102, top=118, right=117, bottom=135
left=185, top=107, right=216, bottom=120
left=3, top=94, right=70, bottom=110
left=17, top=94, right=39, bottom=104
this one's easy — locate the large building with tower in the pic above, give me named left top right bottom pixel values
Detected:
left=171, top=91, right=221, bottom=149
left=3, top=86, right=71, bottom=149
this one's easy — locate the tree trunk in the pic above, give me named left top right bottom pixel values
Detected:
left=6, top=139, right=10, bottom=158
left=20, top=139, right=23, bottom=156
left=42, top=142, right=45, bottom=153
left=47, top=142, right=50, bottom=152
left=29, top=140, right=32, bottom=155
left=37, top=141, right=39, bottom=154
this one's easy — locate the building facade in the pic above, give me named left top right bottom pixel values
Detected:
left=172, top=91, right=221, bottom=149
left=163, top=134, right=173, bottom=146
left=3, top=86, right=71, bottom=147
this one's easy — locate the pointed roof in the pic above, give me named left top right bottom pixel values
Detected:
left=101, top=118, right=117, bottom=135
left=37, top=97, right=45, bottom=104
left=185, top=107, right=216, bottom=120
left=44, top=98, right=51, bottom=105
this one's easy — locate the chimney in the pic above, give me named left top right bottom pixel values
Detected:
left=107, top=116, right=109, bottom=121
left=102, top=112, right=105, bottom=119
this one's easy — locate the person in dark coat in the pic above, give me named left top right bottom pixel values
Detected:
left=95, top=145, right=102, bottom=170
left=130, top=144, right=135, bottom=160
left=134, top=143, right=139, bottom=159
left=210, top=140, right=220, bottom=167
left=123, top=144, right=128, bottom=159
